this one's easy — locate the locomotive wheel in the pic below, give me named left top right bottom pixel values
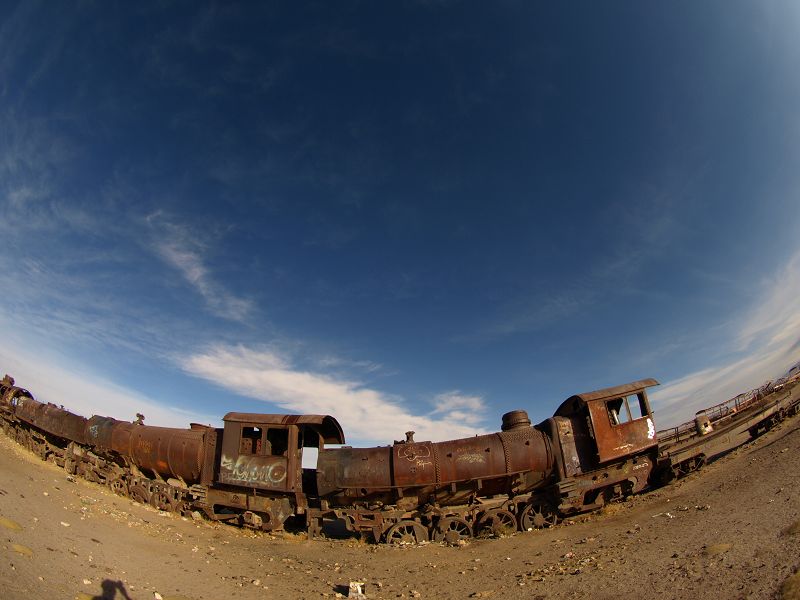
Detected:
left=108, top=478, right=128, bottom=497
left=129, top=483, right=151, bottom=504
left=384, top=520, right=429, bottom=544
left=151, top=489, right=179, bottom=512
left=478, top=509, right=517, bottom=537
left=432, top=517, right=472, bottom=543
left=519, top=502, right=558, bottom=530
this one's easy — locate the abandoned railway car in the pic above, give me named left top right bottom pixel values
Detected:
left=0, top=373, right=662, bottom=542
left=1, top=372, right=797, bottom=543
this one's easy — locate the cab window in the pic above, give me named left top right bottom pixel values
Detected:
left=240, top=426, right=262, bottom=454
left=607, top=398, right=629, bottom=425
left=607, top=393, right=650, bottom=426
left=267, top=428, right=289, bottom=456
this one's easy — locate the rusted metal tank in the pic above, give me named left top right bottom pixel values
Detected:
left=86, top=416, right=206, bottom=484
left=12, top=396, right=89, bottom=445
left=1, top=379, right=34, bottom=411
left=317, top=416, right=554, bottom=506
left=694, top=411, right=713, bottom=435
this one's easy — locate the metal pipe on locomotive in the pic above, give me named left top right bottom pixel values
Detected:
left=1, top=373, right=670, bottom=543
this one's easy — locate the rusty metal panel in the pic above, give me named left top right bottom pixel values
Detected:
left=554, top=417, right=582, bottom=477
left=205, top=488, right=294, bottom=530
left=316, top=446, right=392, bottom=496
left=199, top=427, right=220, bottom=486
left=217, top=420, right=299, bottom=491
left=86, top=416, right=206, bottom=483
left=317, top=427, right=554, bottom=502
left=217, top=452, right=289, bottom=490
left=12, top=394, right=93, bottom=453
left=1, top=381, right=32, bottom=408
left=431, top=435, right=504, bottom=486
left=121, top=425, right=205, bottom=483
left=499, top=427, right=553, bottom=477
left=85, top=415, right=118, bottom=449
left=393, top=440, right=439, bottom=487
left=13, top=397, right=90, bottom=445
left=7, top=395, right=88, bottom=447
left=37, top=404, right=88, bottom=445
left=555, top=378, right=659, bottom=417
left=587, top=401, right=657, bottom=463
left=222, top=413, right=345, bottom=444
left=13, top=395, right=45, bottom=426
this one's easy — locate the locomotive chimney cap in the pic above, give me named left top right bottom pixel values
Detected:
left=501, top=409, right=531, bottom=431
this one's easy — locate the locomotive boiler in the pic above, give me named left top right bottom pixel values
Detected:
left=307, top=378, right=660, bottom=542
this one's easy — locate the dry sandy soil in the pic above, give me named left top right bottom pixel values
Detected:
left=1, top=410, right=799, bottom=600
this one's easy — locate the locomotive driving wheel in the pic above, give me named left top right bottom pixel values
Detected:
left=108, top=477, right=128, bottom=497
left=519, top=501, right=558, bottom=530
left=384, top=520, right=429, bottom=544
left=128, top=483, right=151, bottom=504
left=478, top=509, right=517, bottom=537
left=150, top=486, right=179, bottom=512
left=432, top=517, right=473, bottom=543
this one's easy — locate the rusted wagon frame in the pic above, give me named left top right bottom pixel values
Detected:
left=656, top=383, right=800, bottom=481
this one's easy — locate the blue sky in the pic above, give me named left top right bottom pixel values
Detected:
left=1, top=1, right=799, bottom=445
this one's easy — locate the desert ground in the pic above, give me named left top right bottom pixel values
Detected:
left=1, top=410, right=799, bottom=600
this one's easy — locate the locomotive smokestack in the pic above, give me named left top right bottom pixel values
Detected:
left=501, top=410, right=531, bottom=431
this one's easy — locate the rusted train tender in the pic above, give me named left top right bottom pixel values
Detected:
left=0, top=374, right=664, bottom=543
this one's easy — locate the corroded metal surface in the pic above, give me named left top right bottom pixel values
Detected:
left=14, top=397, right=89, bottom=445
left=556, top=380, right=659, bottom=464
left=223, top=413, right=345, bottom=444
left=317, top=426, right=553, bottom=506
left=86, top=415, right=206, bottom=483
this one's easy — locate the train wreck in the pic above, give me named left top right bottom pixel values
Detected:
left=1, top=373, right=798, bottom=544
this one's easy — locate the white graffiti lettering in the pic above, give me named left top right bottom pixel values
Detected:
left=220, top=454, right=287, bottom=486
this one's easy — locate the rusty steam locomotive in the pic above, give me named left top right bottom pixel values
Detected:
left=1, top=373, right=668, bottom=543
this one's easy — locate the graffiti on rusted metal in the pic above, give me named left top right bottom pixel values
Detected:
left=219, top=454, right=287, bottom=487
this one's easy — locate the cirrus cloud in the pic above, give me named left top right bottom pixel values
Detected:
left=650, top=248, right=800, bottom=427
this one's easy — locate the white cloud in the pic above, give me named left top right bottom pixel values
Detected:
left=736, top=251, right=800, bottom=351
left=148, top=215, right=254, bottom=322
left=179, top=343, right=490, bottom=445
left=315, top=355, right=383, bottom=374
left=650, top=249, right=800, bottom=427
left=431, top=391, right=486, bottom=427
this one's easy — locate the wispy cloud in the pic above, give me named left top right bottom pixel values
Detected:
left=315, top=355, right=384, bottom=374
left=650, top=248, right=800, bottom=426
left=431, top=390, right=486, bottom=427
left=735, top=251, right=800, bottom=352
left=179, top=343, right=490, bottom=445
left=148, top=214, right=254, bottom=322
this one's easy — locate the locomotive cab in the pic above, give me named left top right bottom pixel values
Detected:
left=553, top=378, right=659, bottom=466
left=540, top=379, right=660, bottom=514
left=218, top=413, right=344, bottom=494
